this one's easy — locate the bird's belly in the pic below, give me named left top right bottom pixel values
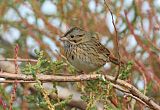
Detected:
left=68, top=57, right=99, bottom=73
left=64, top=43, right=107, bottom=73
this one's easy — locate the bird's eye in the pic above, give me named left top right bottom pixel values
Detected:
left=78, top=34, right=83, bottom=37
left=70, top=35, right=74, bottom=38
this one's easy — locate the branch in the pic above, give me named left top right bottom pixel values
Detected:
left=0, top=72, right=160, bottom=110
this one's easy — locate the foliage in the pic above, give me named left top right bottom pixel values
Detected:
left=119, top=61, right=133, bottom=80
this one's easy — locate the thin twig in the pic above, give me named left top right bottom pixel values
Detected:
left=0, top=80, right=36, bottom=83
left=0, top=58, right=38, bottom=62
left=9, top=44, right=19, bottom=110
left=104, top=0, right=121, bottom=81
left=111, top=84, right=148, bottom=107
left=134, top=60, right=147, bottom=95
left=124, top=93, right=148, bottom=107
left=124, top=10, right=152, bottom=54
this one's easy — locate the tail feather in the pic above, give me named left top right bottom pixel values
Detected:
left=109, top=56, right=124, bottom=65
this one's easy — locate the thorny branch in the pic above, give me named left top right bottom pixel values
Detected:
left=0, top=72, right=160, bottom=110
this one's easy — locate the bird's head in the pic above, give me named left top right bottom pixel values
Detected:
left=60, top=27, right=98, bottom=45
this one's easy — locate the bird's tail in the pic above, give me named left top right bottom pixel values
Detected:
left=109, top=56, right=124, bottom=66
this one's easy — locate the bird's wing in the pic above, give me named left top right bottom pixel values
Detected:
left=90, top=32, right=111, bottom=55
left=94, top=41, right=111, bottom=55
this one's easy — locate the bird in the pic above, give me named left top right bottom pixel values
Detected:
left=60, top=27, right=123, bottom=73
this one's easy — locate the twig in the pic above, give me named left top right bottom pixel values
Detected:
left=0, top=80, right=36, bottom=83
left=134, top=60, right=147, bottom=95
left=0, top=58, right=37, bottom=62
left=0, top=72, right=160, bottom=110
left=112, top=84, right=148, bottom=107
left=9, top=44, right=19, bottom=110
left=0, top=97, right=7, bottom=110
left=104, top=0, right=121, bottom=81
left=124, top=93, right=148, bottom=107
left=124, top=10, right=152, bottom=54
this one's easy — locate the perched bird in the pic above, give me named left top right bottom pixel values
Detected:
left=60, top=27, right=123, bottom=73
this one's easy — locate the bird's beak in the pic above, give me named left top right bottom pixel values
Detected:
left=59, top=36, right=68, bottom=41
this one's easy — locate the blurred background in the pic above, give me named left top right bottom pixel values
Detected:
left=0, top=0, right=160, bottom=110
